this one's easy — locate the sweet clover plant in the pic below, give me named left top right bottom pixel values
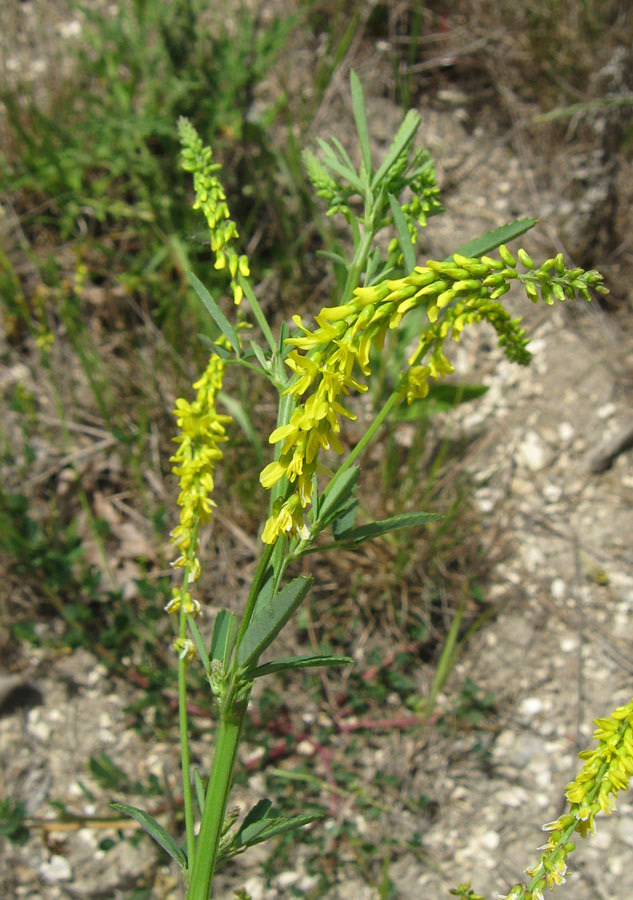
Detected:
left=113, top=74, right=623, bottom=900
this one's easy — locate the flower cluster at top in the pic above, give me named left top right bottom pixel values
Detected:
left=258, top=247, right=606, bottom=545
left=178, top=117, right=250, bottom=305
left=492, top=697, right=633, bottom=900
left=168, top=345, right=232, bottom=614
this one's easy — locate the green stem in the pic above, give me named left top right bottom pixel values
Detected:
left=341, top=223, right=375, bottom=304
left=178, top=609, right=195, bottom=870
left=233, top=542, right=275, bottom=659
left=185, top=696, right=250, bottom=900
left=329, top=383, right=404, bottom=487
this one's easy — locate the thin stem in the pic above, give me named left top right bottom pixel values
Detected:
left=185, top=696, right=250, bottom=900
left=178, top=606, right=195, bottom=869
left=329, top=383, right=404, bottom=488
left=232, top=542, right=275, bottom=664
left=341, top=224, right=374, bottom=305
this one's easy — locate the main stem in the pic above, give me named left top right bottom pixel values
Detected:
left=185, top=695, right=250, bottom=900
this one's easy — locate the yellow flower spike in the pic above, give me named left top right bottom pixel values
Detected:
left=169, top=345, right=230, bottom=598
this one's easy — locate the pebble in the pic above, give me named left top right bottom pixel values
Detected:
left=597, top=402, right=617, bottom=420
left=518, top=696, right=545, bottom=717
left=243, top=877, right=264, bottom=900
left=550, top=578, right=566, bottom=600
left=276, top=870, right=300, bottom=888
left=560, top=636, right=579, bottom=653
left=542, top=480, right=562, bottom=503
left=558, top=421, right=575, bottom=442
left=494, top=786, right=529, bottom=807
left=518, top=431, right=552, bottom=472
left=39, top=855, right=72, bottom=883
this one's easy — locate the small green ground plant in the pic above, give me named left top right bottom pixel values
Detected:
left=105, top=72, right=628, bottom=900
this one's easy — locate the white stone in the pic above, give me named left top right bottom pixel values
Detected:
left=276, top=870, right=300, bottom=888
left=480, top=829, right=500, bottom=850
left=518, top=696, right=545, bottom=717
left=557, top=421, right=575, bottom=442
left=597, top=402, right=616, bottom=420
left=551, top=578, right=566, bottom=600
left=542, top=481, right=562, bottom=503
left=39, top=855, right=72, bottom=883
left=296, top=740, right=316, bottom=757
left=518, top=431, right=552, bottom=472
left=243, top=877, right=264, bottom=900
left=494, top=786, right=529, bottom=807
left=560, top=636, right=579, bottom=653
left=58, top=20, right=82, bottom=39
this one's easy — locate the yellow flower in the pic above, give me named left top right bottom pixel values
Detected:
left=178, top=118, right=250, bottom=305
left=170, top=348, right=231, bottom=587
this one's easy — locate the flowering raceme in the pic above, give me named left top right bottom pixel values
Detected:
left=259, top=248, right=606, bottom=544
left=169, top=348, right=232, bottom=589
left=491, top=698, right=633, bottom=900
left=178, top=117, right=250, bottom=305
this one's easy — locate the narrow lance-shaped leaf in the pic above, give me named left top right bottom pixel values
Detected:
left=334, top=510, right=441, bottom=544
left=209, top=609, right=239, bottom=668
left=452, top=217, right=537, bottom=260
left=242, top=654, right=354, bottom=680
left=317, top=138, right=364, bottom=191
left=236, top=576, right=313, bottom=669
left=187, top=271, right=240, bottom=355
left=331, top=498, right=358, bottom=537
left=350, top=70, right=372, bottom=178
left=388, top=193, right=416, bottom=273
left=317, top=465, right=360, bottom=525
left=110, top=802, right=187, bottom=869
left=372, top=109, right=421, bottom=188
left=235, top=814, right=323, bottom=849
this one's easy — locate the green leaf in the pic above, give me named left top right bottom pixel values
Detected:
left=372, top=109, right=421, bottom=189
left=240, top=798, right=273, bottom=833
left=235, top=814, right=322, bottom=849
left=209, top=609, right=239, bottom=668
left=188, top=618, right=211, bottom=676
left=242, top=654, right=354, bottom=679
left=318, top=465, right=360, bottom=525
left=388, top=193, right=416, bottom=273
left=393, top=383, right=489, bottom=420
left=317, top=249, right=349, bottom=268
left=332, top=498, right=358, bottom=538
left=452, top=218, right=537, bottom=260
left=187, top=271, right=240, bottom=355
left=236, top=576, right=313, bottom=669
left=336, top=510, right=440, bottom=545
left=239, top=274, right=277, bottom=354
left=192, top=769, right=205, bottom=819
left=317, top=138, right=363, bottom=191
left=350, top=70, right=372, bottom=178
left=110, top=802, right=187, bottom=869
left=197, top=335, right=233, bottom=358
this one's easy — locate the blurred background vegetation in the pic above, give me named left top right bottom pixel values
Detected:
left=1, top=0, right=632, bottom=894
